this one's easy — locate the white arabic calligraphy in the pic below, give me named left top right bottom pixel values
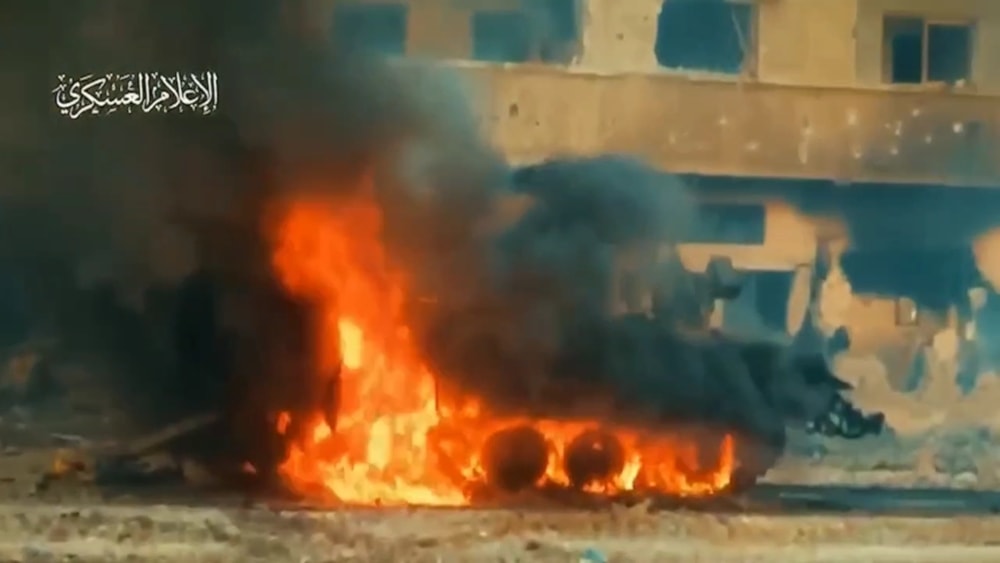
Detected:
left=53, top=72, right=219, bottom=119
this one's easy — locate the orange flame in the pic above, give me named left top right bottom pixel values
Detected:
left=269, top=189, right=735, bottom=506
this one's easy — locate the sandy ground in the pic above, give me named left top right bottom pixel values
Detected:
left=0, top=502, right=999, bottom=562
left=5, top=359, right=1000, bottom=561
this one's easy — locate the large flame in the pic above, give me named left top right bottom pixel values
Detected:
left=268, top=185, right=736, bottom=506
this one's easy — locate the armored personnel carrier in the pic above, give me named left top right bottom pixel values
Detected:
left=496, top=158, right=886, bottom=492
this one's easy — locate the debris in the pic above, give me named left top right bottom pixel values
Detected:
left=88, top=413, right=221, bottom=487
left=107, top=412, right=220, bottom=459
left=21, top=413, right=224, bottom=491
left=180, top=457, right=220, bottom=487
left=93, top=454, right=184, bottom=487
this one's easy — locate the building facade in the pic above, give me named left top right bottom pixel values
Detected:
left=297, top=0, right=1000, bottom=385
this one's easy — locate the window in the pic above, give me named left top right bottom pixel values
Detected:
left=882, top=15, right=973, bottom=85
left=538, top=0, right=578, bottom=44
left=471, top=10, right=533, bottom=63
left=331, top=3, right=408, bottom=56
left=471, top=1, right=580, bottom=64
left=928, top=23, right=973, bottom=82
left=685, top=203, right=766, bottom=245
left=654, top=0, right=755, bottom=74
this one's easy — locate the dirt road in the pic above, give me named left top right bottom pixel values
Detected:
left=2, top=502, right=999, bottom=562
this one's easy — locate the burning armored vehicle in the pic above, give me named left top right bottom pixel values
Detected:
left=24, top=48, right=884, bottom=506
left=256, top=155, right=885, bottom=504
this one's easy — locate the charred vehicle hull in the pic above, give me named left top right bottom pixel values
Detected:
left=471, top=158, right=887, bottom=493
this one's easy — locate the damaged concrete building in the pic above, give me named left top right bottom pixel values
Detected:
left=303, top=0, right=1000, bottom=399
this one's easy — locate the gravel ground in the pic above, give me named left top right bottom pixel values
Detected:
left=0, top=437, right=998, bottom=561
left=2, top=502, right=1000, bottom=562
left=4, top=363, right=1000, bottom=561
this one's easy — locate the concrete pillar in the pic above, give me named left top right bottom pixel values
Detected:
left=576, top=0, right=662, bottom=71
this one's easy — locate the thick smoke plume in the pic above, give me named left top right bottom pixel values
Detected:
left=0, top=2, right=868, bottom=478
left=223, top=47, right=707, bottom=425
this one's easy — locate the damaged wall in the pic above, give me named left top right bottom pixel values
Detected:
left=461, top=63, right=1000, bottom=186
left=677, top=200, right=817, bottom=273
left=576, top=0, right=855, bottom=81
left=681, top=200, right=821, bottom=336
left=575, top=0, right=660, bottom=70
left=299, top=1, right=1000, bottom=186
left=756, top=0, right=857, bottom=86
left=308, top=0, right=1000, bottom=91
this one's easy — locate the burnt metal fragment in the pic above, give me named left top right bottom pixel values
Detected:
left=807, top=394, right=885, bottom=439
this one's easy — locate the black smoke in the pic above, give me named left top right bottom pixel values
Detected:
left=0, top=1, right=875, bottom=482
